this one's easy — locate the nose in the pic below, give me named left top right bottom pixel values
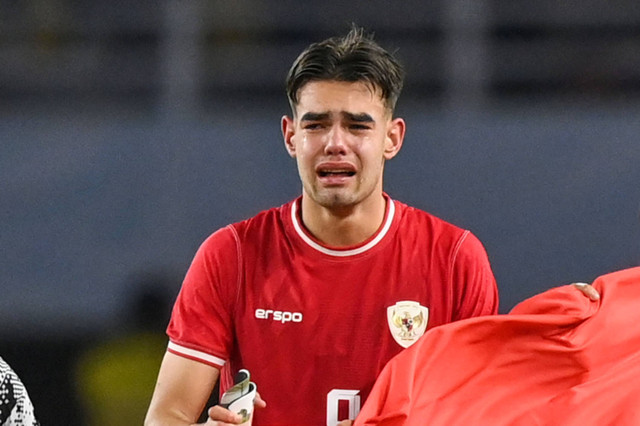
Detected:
left=324, top=127, right=348, bottom=156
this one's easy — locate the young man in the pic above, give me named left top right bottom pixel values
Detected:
left=145, top=27, right=500, bottom=425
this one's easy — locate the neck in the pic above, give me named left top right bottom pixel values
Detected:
left=300, top=193, right=387, bottom=247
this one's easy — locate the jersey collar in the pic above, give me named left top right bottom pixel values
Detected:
left=290, top=195, right=396, bottom=257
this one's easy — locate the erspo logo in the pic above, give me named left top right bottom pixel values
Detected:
left=255, top=308, right=303, bottom=324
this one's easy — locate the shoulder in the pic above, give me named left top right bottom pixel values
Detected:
left=225, top=201, right=293, bottom=249
left=233, top=203, right=285, bottom=228
left=0, top=356, right=10, bottom=380
left=392, top=199, right=490, bottom=263
left=393, top=199, right=469, bottom=241
left=199, top=201, right=291, bottom=251
left=0, top=356, right=19, bottom=385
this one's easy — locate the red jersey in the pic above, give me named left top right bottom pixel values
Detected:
left=167, top=195, right=498, bottom=425
left=355, top=267, right=640, bottom=426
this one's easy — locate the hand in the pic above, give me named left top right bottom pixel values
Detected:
left=338, top=421, right=354, bottom=426
left=572, top=282, right=600, bottom=301
left=202, top=392, right=267, bottom=425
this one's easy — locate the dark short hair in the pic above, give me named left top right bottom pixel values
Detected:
left=286, top=26, right=405, bottom=115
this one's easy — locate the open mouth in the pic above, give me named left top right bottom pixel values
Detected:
left=318, top=170, right=356, bottom=177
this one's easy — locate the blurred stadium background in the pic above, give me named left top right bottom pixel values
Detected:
left=1, top=1, right=640, bottom=424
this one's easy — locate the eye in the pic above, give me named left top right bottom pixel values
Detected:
left=303, top=122, right=323, bottom=130
left=350, top=124, right=371, bottom=131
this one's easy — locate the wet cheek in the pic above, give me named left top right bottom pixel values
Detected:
left=295, top=155, right=315, bottom=179
left=299, top=141, right=325, bottom=163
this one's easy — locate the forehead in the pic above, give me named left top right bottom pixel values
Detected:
left=295, top=80, right=387, bottom=117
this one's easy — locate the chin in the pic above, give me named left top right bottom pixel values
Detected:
left=315, top=191, right=359, bottom=209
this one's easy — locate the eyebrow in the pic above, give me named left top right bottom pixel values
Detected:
left=300, top=112, right=330, bottom=122
left=300, top=111, right=375, bottom=122
left=344, top=112, right=374, bottom=123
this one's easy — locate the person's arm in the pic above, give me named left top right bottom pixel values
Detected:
left=145, top=352, right=266, bottom=426
left=147, top=226, right=269, bottom=425
left=145, top=352, right=226, bottom=426
left=0, top=356, right=39, bottom=426
left=146, top=227, right=240, bottom=425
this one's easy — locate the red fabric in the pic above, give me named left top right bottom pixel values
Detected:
left=166, top=195, right=498, bottom=425
left=355, top=267, right=640, bottom=426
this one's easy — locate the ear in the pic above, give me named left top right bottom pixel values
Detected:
left=383, top=117, right=405, bottom=160
left=282, top=115, right=297, bottom=158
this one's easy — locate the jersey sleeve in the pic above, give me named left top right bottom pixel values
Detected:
left=0, top=357, right=39, bottom=426
left=166, top=225, right=240, bottom=368
left=450, top=231, right=499, bottom=320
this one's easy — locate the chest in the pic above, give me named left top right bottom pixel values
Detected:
left=235, top=246, right=455, bottom=345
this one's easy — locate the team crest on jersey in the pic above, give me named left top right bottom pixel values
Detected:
left=387, top=301, right=429, bottom=348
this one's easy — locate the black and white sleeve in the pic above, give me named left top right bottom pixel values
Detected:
left=0, top=357, right=39, bottom=426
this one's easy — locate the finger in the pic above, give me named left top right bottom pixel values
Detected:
left=572, top=282, right=600, bottom=301
left=201, top=418, right=240, bottom=426
left=254, top=391, right=267, bottom=408
left=207, top=405, right=243, bottom=424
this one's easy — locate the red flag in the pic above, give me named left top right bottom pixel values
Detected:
left=355, top=267, right=640, bottom=426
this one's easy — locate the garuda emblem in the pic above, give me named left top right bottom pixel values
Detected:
left=387, top=301, right=429, bottom=348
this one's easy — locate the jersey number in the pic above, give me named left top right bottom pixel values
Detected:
left=326, top=389, right=361, bottom=426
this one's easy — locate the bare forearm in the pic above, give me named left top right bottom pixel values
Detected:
left=146, top=352, right=220, bottom=426
left=145, top=402, right=205, bottom=426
